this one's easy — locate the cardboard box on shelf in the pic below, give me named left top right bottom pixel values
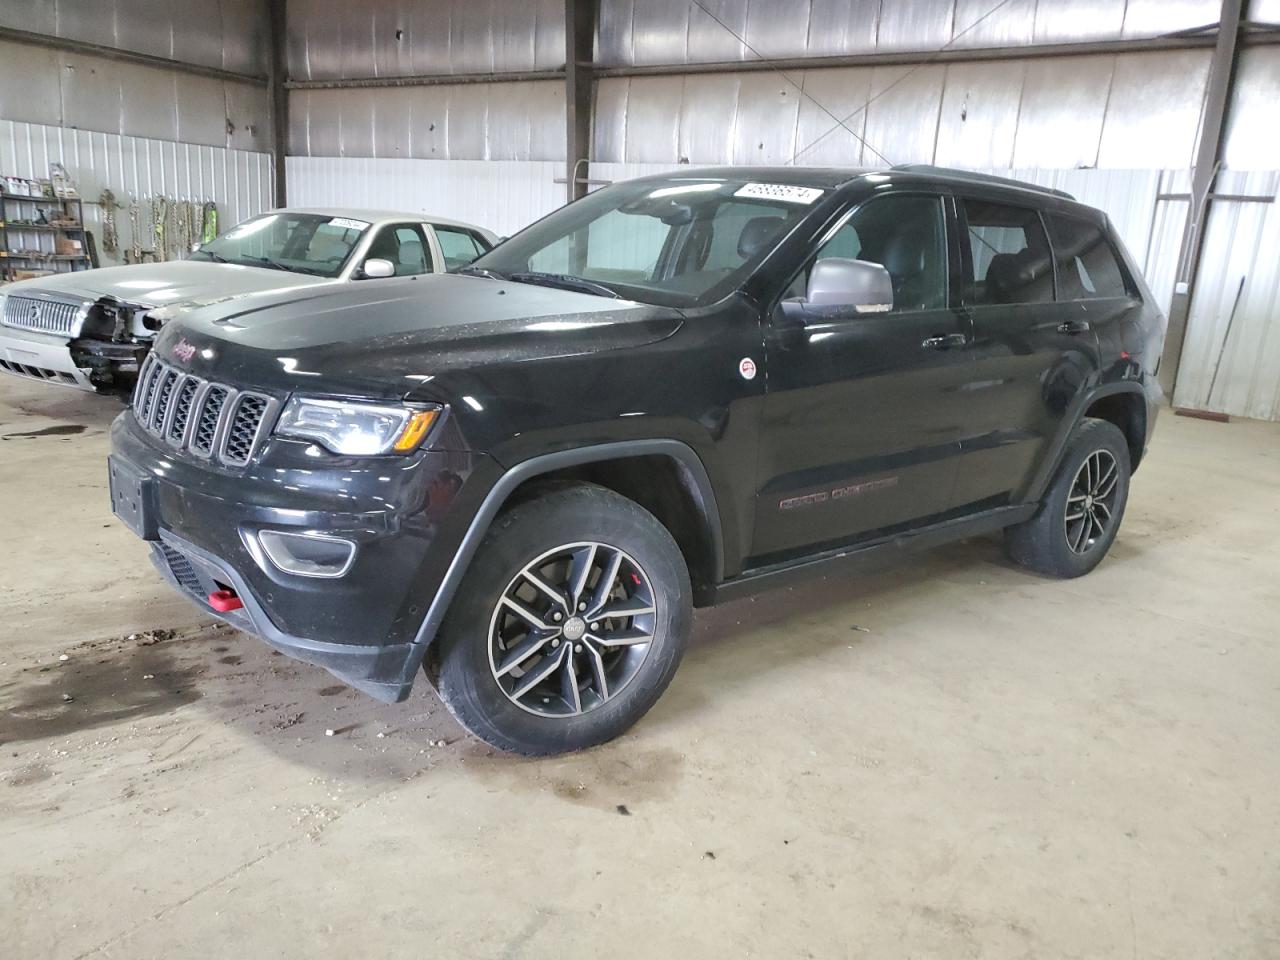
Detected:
left=54, top=236, right=83, bottom=256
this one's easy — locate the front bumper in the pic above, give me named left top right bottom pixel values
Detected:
left=150, top=530, right=422, bottom=701
left=110, top=410, right=485, bottom=702
left=0, top=325, right=94, bottom=390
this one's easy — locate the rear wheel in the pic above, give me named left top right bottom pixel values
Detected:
left=1005, top=418, right=1131, bottom=578
left=432, top=483, right=692, bottom=755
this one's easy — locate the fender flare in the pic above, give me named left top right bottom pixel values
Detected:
left=411, top=439, right=724, bottom=650
left=1024, top=380, right=1149, bottom=503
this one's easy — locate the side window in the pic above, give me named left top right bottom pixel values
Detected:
left=786, top=194, right=947, bottom=311
left=962, top=199, right=1054, bottom=305
left=1044, top=214, right=1129, bottom=300
left=434, top=225, right=486, bottom=271
left=364, top=223, right=433, bottom=276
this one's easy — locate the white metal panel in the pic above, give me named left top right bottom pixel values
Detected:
left=1222, top=47, right=1280, bottom=170
left=803, top=0, right=880, bottom=57
left=1012, top=54, right=1113, bottom=168
left=876, top=0, right=954, bottom=53
left=863, top=64, right=946, bottom=166
left=934, top=61, right=1024, bottom=169
left=950, top=0, right=1037, bottom=48
left=285, top=157, right=562, bottom=238
left=592, top=78, right=631, bottom=164
left=0, top=118, right=273, bottom=267
left=1174, top=170, right=1280, bottom=421
left=1033, top=0, right=1126, bottom=44
left=623, top=76, right=684, bottom=163
left=1097, top=50, right=1211, bottom=169
left=0, top=39, right=62, bottom=127
left=677, top=74, right=740, bottom=165
left=1121, top=0, right=1219, bottom=38
left=792, top=66, right=875, bottom=166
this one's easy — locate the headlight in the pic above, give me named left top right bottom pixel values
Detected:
left=275, top=397, right=441, bottom=455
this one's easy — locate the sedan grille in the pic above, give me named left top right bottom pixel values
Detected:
left=1, top=295, right=83, bottom=335
left=131, top=353, right=277, bottom=468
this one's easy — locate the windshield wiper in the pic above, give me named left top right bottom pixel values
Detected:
left=239, top=255, right=298, bottom=273
left=506, top=271, right=621, bottom=300
left=457, top=265, right=507, bottom=280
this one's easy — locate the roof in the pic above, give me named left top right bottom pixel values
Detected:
left=623, top=165, right=1077, bottom=202
left=273, top=207, right=491, bottom=232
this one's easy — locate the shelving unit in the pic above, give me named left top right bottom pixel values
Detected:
left=0, top=192, right=91, bottom=282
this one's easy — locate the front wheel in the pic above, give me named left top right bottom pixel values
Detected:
left=432, top=483, right=692, bottom=755
left=1005, top=417, right=1131, bottom=578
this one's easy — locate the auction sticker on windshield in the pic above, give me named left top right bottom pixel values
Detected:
left=734, top=183, right=824, bottom=205
left=328, top=217, right=370, bottom=230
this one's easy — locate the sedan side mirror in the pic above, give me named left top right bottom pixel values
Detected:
left=781, top=257, right=894, bottom=322
left=361, top=257, right=395, bottom=279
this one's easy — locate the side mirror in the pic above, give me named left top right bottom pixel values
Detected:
left=190, top=242, right=202, bottom=253
left=808, top=257, right=893, bottom=311
left=361, top=257, right=395, bottom=279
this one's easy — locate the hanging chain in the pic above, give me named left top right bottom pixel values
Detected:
left=98, top=189, right=119, bottom=254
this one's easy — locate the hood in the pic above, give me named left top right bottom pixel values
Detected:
left=152, top=273, right=685, bottom=398
left=3, top=259, right=329, bottom=309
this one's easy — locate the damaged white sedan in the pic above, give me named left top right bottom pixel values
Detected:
left=0, top=208, right=495, bottom=394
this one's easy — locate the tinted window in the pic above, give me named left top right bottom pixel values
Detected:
left=435, top=226, right=488, bottom=270
left=963, top=200, right=1054, bottom=305
left=787, top=194, right=947, bottom=312
left=364, top=223, right=433, bottom=276
left=1044, top=214, right=1129, bottom=300
left=471, top=177, right=819, bottom=307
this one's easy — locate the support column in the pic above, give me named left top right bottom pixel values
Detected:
left=1159, top=0, right=1245, bottom=398
left=268, top=0, right=290, bottom=208
left=565, top=0, right=597, bottom=203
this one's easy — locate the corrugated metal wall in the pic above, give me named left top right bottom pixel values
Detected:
left=0, top=0, right=268, bottom=75
left=0, top=118, right=274, bottom=266
left=595, top=0, right=1221, bottom=65
left=0, top=1, right=270, bottom=151
left=289, top=82, right=565, bottom=160
left=285, top=157, right=563, bottom=237
left=593, top=48, right=1214, bottom=169
left=286, top=0, right=564, bottom=80
left=1174, top=170, right=1280, bottom=421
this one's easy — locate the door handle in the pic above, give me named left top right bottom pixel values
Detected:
left=921, top=333, right=967, bottom=350
left=1057, top=319, right=1091, bottom=335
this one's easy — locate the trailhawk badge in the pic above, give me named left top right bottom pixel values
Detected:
left=739, top=357, right=757, bottom=380
left=172, top=338, right=197, bottom=364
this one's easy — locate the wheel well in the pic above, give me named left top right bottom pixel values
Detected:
left=503, top=454, right=719, bottom=598
left=1084, top=391, right=1146, bottom=470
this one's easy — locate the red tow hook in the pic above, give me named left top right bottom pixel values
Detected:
left=208, top=589, right=244, bottom=613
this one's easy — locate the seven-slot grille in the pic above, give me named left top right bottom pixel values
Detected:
left=1, top=295, right=83, bottom=335
left=132, top=353, right=276, bottom=468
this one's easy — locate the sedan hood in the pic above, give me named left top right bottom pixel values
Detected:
left=5, top=259, right=329, bottom=309
left=152, top=273, right=685, bottom=398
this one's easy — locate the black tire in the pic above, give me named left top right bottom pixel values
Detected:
left=1004, top=418, right=1131, bottom=578
left=432, top=483, right=692, bottom=756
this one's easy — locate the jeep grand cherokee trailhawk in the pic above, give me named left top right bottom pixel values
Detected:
left=109, top=166, right=1164, bottom=755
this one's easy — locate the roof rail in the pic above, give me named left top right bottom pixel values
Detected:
left=891, top=164, right=1075, bottom=201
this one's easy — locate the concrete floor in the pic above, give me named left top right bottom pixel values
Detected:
left=1, top=373, right=1278, bottom=960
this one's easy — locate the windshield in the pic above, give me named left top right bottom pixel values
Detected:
left=191, top=212, right=370, bottom=278
left=469, top=177, right=827, bottom=307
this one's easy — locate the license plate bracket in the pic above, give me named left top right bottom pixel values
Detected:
left=108, top=456, right=158, bottom=540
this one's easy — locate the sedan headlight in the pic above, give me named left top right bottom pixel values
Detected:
left=276, top=397, right=441, bottom=455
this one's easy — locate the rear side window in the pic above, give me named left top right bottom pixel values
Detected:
left=434, top=226, right=489, bottom=270
left=1044, top=214, right=1130, bottom=300
left=962, top=199, right=1054, bottom=306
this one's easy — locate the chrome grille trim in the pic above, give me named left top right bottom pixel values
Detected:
left=1, top=294, right=85, bottom=336
left=131, top=353, right=277, bottom=469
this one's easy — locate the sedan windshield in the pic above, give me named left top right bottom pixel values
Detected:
left=467, top=177, right=827, bottom=307
left=191, top=212, right=371, bottom=278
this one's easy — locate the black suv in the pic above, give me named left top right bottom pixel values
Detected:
left=109, top=166, right=1164, bottom=755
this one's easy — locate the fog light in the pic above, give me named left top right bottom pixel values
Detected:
left=256, top=530, right=356, bottom=578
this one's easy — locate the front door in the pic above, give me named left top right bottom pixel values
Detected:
left=751, top=192, right=970, bottom=563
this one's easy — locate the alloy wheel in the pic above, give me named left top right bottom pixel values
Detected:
left=487, top=541, right=657, bottom=718
left=1064, top=449, right=1120, bottom=555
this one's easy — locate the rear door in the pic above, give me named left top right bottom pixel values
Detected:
left=948, top=195, right=1099, bottom=511
left=752, top=190, right=971, bottom=561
